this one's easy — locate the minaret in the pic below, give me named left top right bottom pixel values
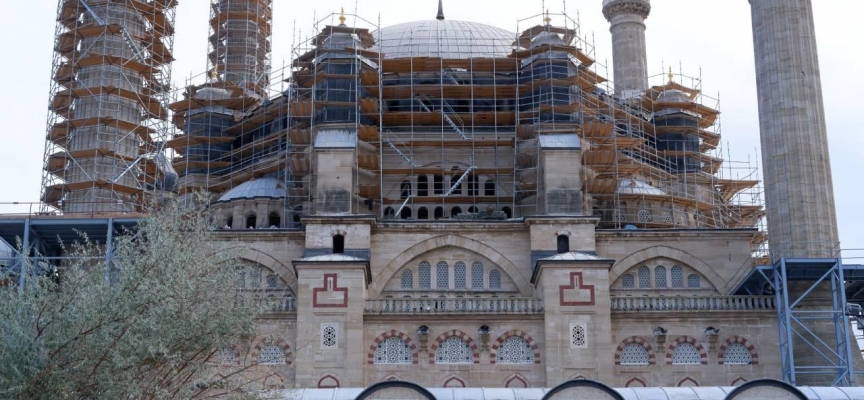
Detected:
left=602, top=0, right=651, bottom=94
left=750, top=0, right=840, bottom=258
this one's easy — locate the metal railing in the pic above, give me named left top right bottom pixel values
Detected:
left=365, top=297, right=544, bottom=314
left=610, top=295, right=776, bottom=312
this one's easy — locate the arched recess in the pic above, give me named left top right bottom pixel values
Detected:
left=490, top=330, right=541, bottom=364
left=730, top=377, right=748, bottom=386
left=677, top=377, right=699, bottom=387
left=625, top=377, right=646, bottom=387
left=609, top=246, right=726, bottom=292
left=666, top=336, right=708, bottom=365
left=354, top=380, right=437, bottom=400
left=237, top=247, right=298, bottom=294
left=369, top=234, right=531, bottom=297
left=542, top=379, right=624, bottom=400
left=429, top=330, right=480, bottom=365
left=443, top=375, right=466, bottom=388
left=367, top=330, right=419, bottom=365
left=718, top=336, right=759, bottom=365
left=317, top=374, right=340, bottom=388
left=724, top=379, right=808, bottom=400
left=505, top=373, right=529, bottom=388
left=614, top=336, right=656, bottom=365
left=251, top=336, right=292, bottom=365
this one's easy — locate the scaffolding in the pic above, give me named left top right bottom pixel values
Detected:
left=40, top=0, right=178, bottom=215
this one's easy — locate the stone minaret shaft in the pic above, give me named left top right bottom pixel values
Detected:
left=602, top=0, right=651, bottom=93
left=750, top=0, right=839, bottom=258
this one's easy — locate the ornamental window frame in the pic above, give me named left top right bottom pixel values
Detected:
left=569, top=323, right=587, bottom=349
left=723, top=342, right=753, bottom=365
left=671, top=342, right=702, bottom=365
left=321, top=323, right=339, bottom=349
left=495, top=336, right=535, bottom=364
left=434, top=337, right=474, bottom=364
left=619, top=343, right=650, bottom=366
left=373, top=337, right=413, bottom=365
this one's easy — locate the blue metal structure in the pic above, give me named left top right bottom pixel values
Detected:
left=735, top=258, right=864, bottom=386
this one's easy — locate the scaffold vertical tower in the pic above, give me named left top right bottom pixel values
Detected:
left=41, top=0, right=178, bottom=214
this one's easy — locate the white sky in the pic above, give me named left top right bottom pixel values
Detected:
left=0, top=0, right=861, bottom=257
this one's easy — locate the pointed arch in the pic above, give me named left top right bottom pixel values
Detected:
left=317, top=374, right=340, bottom=388
left=677, top=377, right=699, bottom=387
left=609, top=246, right=726, bottom=292
left=443, top=375, right=466, bottom=388
left=237, top=247, right=298, bottom=294
left=367, top=330, right=419, bottom=365
left=429, top=330, right=479, bottom=365
left=505, top=373, right=529, bottom=388
left=625, top=377, right=646, bottom=387
left=369, top=234, right=532, bottom=297
left=490, top=330, right=541, bottom=364
left=731, top=377, right=748, bottom=386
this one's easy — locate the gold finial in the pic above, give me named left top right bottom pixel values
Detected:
left=668, top=66, right=674, bottom=83
left=544, top=9, right=552, bottom=25
left=339, top=8, right=346, bottom=25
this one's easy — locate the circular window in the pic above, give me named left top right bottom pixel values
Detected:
left=637, top=210, right=652, bottom=223
left=661, top=212, right=673, bottom=224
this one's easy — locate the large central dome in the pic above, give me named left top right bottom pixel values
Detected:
left=372, top=20, right=516, bottom=59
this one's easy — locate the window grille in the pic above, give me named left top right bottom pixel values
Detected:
left=638, top=210, right=652, bottom=223
left=662, top=212, right=673, bottom=224
left=267, top=274, right=278, bottom=289
left=638, top=266, right=650, bottom=288
left=454, top=261, right=466, bottom=289
left=619, top=343, right=649, bottom=365
left=218, top=348, right=235, bottom=363
left=436, top=261, right=449, bottom=289
left=655, top=266, right=667, bottom=288
left=249, top=269, right=262, bottom=288
left=374, top=337, right=413, bottom=364
left=259, top=345, right=285, bottom=364
left=622, top=274, right=634, bottom=288
left=419, top=262, right=431, bottom=289
left=614, top=209, right=626, bottom=222
left=236, top=270, right=245, bottom=288
left=723, top=343, right=752, bottom=365
left=401, top=269, right=413, bottom=289
left=671, top=343, right=702, bottom=365
left=671, top=266, right=684, bottom=288
left=570, top=324, right=587, bottom=348
left=321, top=324, right=338, bottom=349
left=496, top=337, right=534, bottom=364
left=489, top=269, right=501, bottom=289
left=688, top=274, right=700, bottom=288
left=471, top=262, right=483, bottom=289
left=434, top=337, right=473, bottom=364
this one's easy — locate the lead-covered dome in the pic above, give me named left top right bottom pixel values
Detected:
left=373, top=20, right=515, bottom=59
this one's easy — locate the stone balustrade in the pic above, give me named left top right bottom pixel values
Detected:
left=610, top=295, right=775, bottom=312
left=365, top=297, right=544, bottom=315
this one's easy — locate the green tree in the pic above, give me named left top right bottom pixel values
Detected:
left=0, top=195, right=265, bottom=399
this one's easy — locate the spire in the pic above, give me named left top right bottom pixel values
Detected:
left=668, top=66, right=674, bottom=83
left=544, top=9, right=552, bottom=25
left=436, top=0, right=445, bottom=20
left=339, top=7, right=346, bottom=25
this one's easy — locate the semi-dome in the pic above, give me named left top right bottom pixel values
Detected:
left=217, top=178, right=286, bottom=202
left=372, top=20, right=515, bottom=59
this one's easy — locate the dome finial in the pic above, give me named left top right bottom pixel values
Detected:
left=544, top=9, right=552, bottom=25
left=436, top=0, right=445, bottom=20
left=339, top=7, right=346, bottom=25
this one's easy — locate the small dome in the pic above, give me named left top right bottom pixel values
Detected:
left=372, top=20, right=515, bottom=59
left=218, top=178, right=286, bottom=202
left=657, top=89, right=691, bottom=103
left=531, top=31, right=564, bottom=48
left=618, top=178, right=665, bottom=195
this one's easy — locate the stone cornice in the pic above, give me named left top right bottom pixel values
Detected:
left=602, top=0, right=651, bottom=21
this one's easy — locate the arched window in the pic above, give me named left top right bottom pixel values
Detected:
left=620, top=343, right=649, bottom=365
left=723, top=343, right=753, bottom=365
left=502, top=207, right=512, bottom=219
left=434, top=207, right=444, bottom=219
left=226, top=216, right=233, bottom=229
left=400, top=207, right=412, bottom=220
left=384, top=207, right=395, bottom=219
left=671, top=266, right=684, bottom=288
left=418, top=207, right=429, bottom=220
left=374, top=337, right=412, bottom=364
left=557, top=235, right=570, bottom=254
left=332, top=234, right=345, bottom=254
left=471, top=262, right=483, bottom=289
left=292, top=206, right=302, bottom=227
left=467, top=206, right=478, bottom=213
left=467, top=175, right=479, bottom=196
left=672, top=343, right=702, bottom=365
left=268, top=212, right=281, bottom=228
left=433, top=175, right=444, bottom=195
left=496, top=337, right=534, bottom=364
left=489, top=269, right=501, bottom=290
left=418, top=262, right=431, bottom=289
left=454, top=262, right=466, bottom=289
left=435, top=337, right=473, bottom=364
left=485, top=180, right=496, bottom=196
left=400, top=180, right=412, bottom=198
left=655, top=266, right=667, bottom=288
left=622, top=274, right=635, bottom=288
left=246, top=213, right=257, bottom=229
left=401, top=269, right=413, bottom=289
left=638, top=266, right=650, bottom=288
left=451, top=206, right=462, bottom=217
left=259, top=345, right=286, bottom=364
left=688, top=274, right=700, bottom=288
left=436, top=261, right=449, bottom=289
left=417, top=175, right=429, bottom=196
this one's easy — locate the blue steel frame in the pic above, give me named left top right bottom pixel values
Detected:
left=773, top=258, right=854, bottom=386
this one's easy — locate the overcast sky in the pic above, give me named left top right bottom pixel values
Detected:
left=0, top=0, right=861, bottom=257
